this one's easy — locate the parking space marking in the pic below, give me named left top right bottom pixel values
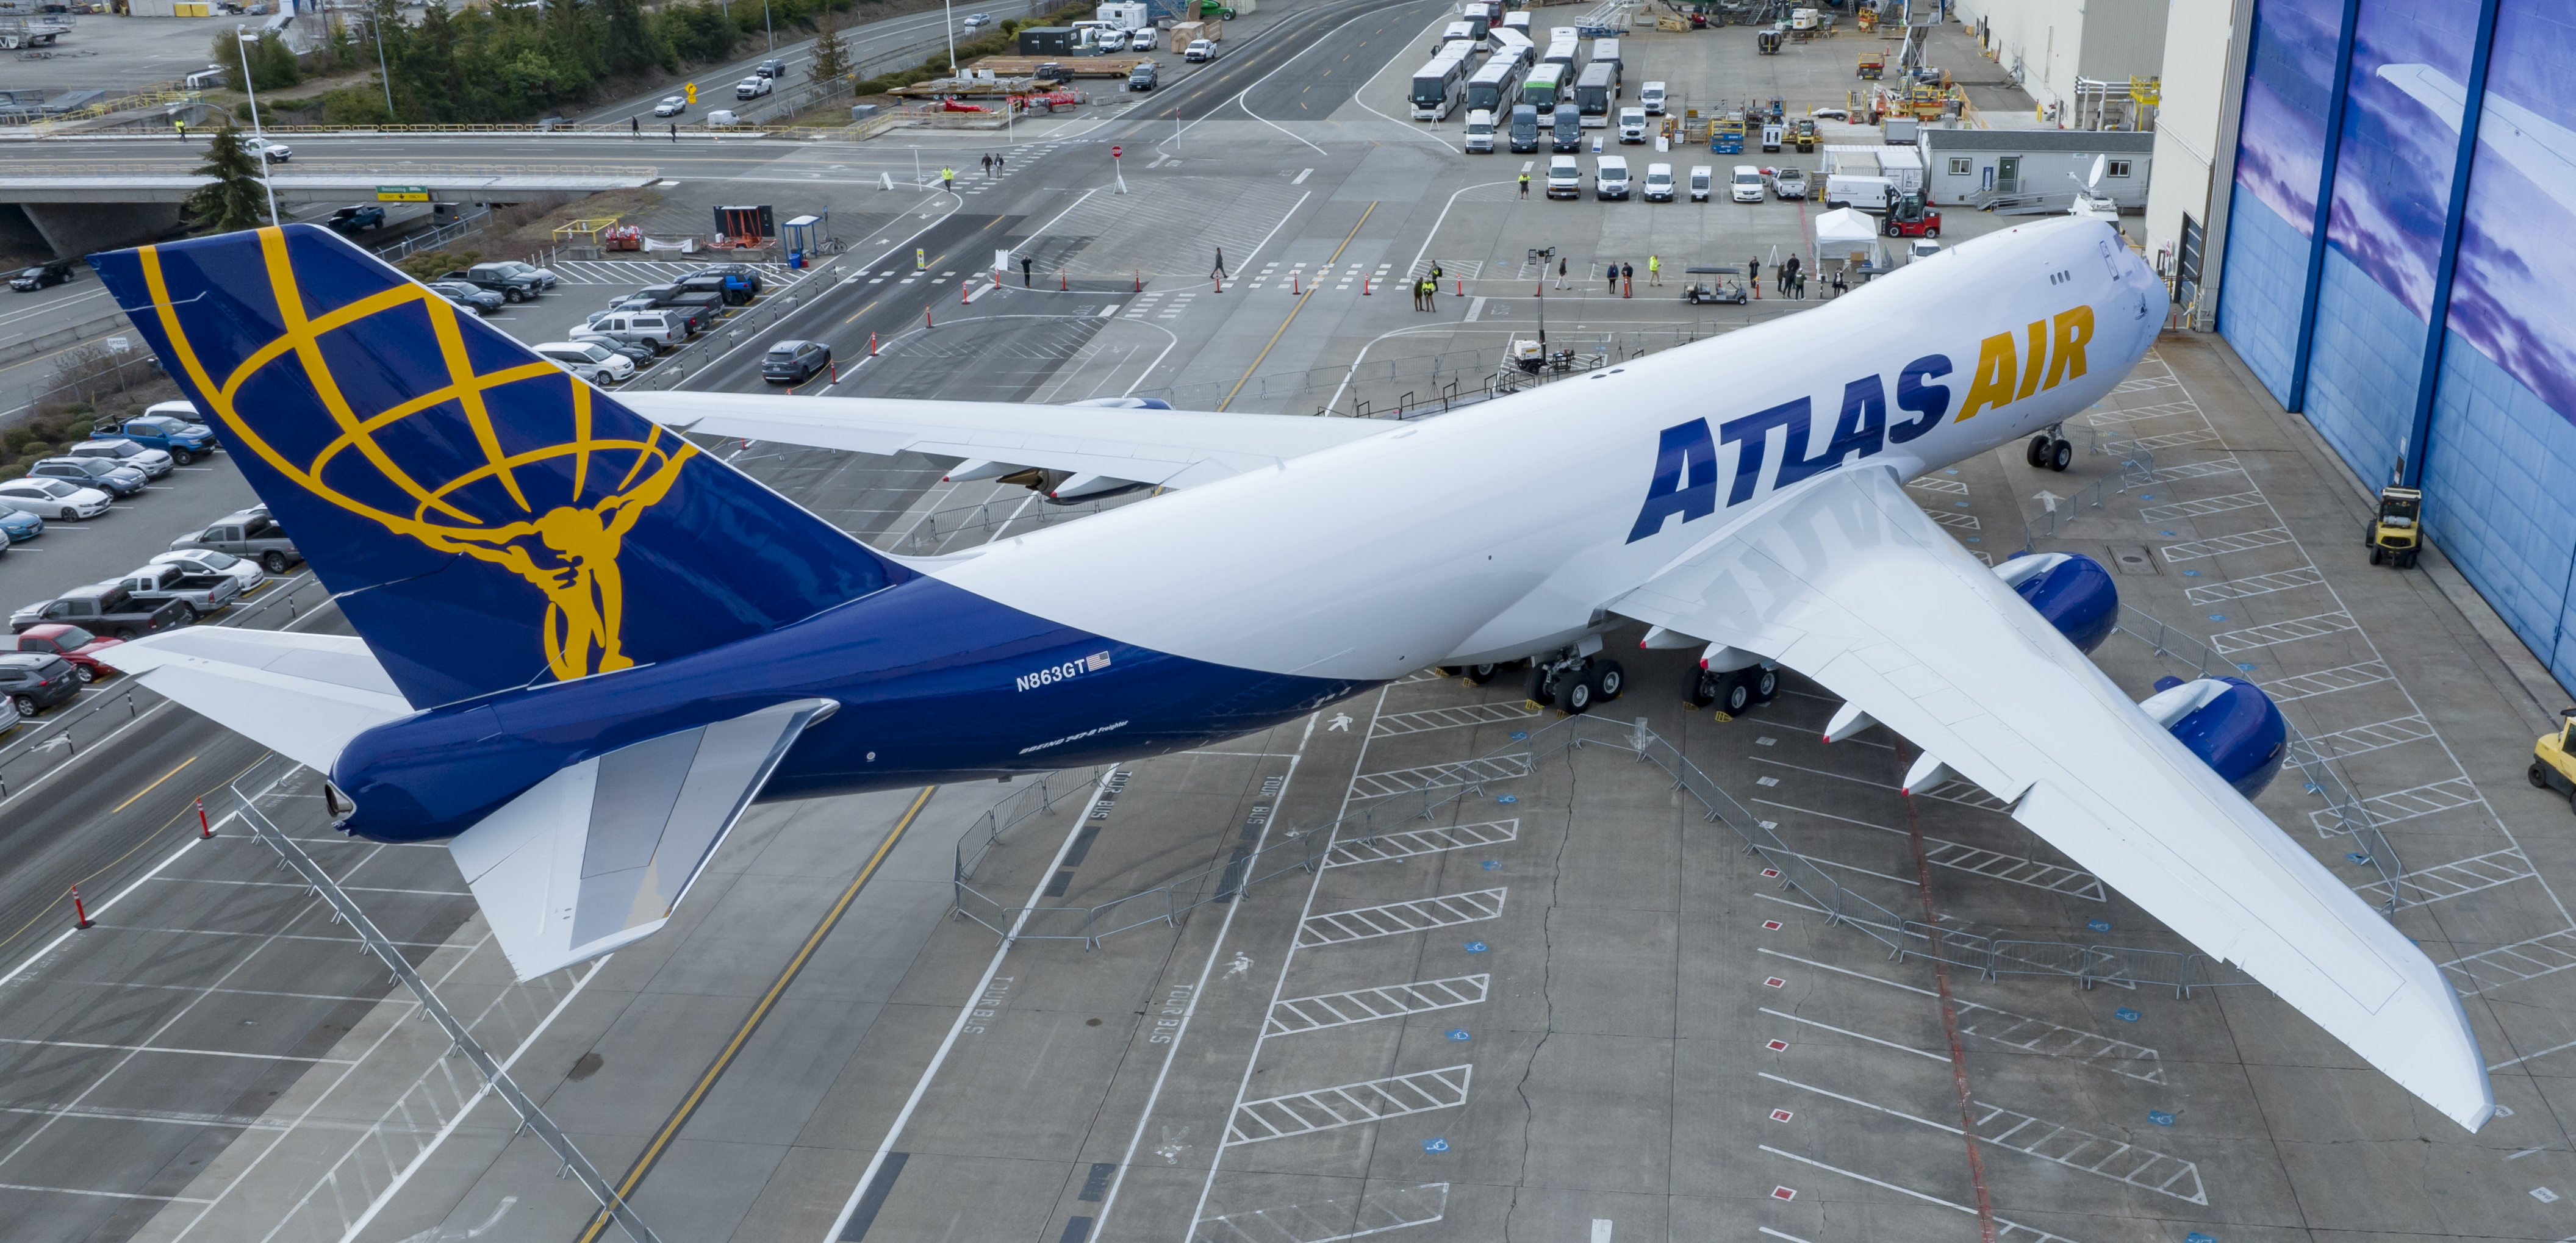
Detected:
left=1225, top=1066, right=1473, bottom=1145
left=1296, top=889, right=1507, bottom=947
left=1265, top=975, right=1490, bottom=1036
left=1760, top=1073, right=2206, bottom=1203
left=2355, top=847, right=2536, bottom=907
left=1346, top=753, right=1532, bottom=799
left=1759, top=1147, right=2087, bottom=1243
left=1323, top=818, right=1519, bottom=867
left=1754, top=1006, right=1946, bottom=1062
left=2311, top=776, right=2483, bottom=835
left=2444, top=928, right=2576, bottom=994
left=1756, top=950, right=2164, bottom=1082
left=2138, top=490, right=2267, bottom=521
left=1756, top=798, right=2104, bottom=900
left=2258, top=661, right=2394, bottom=702
left=1368, top=702, right=1541, bottom=737
left=2286, top=713, right=2434, bottom=762
left=2208, top=611, right=2359, bottom=653
left=2158, top=526, right=2295, bottom=561
left=0, top=1036, right=357, bottom=1064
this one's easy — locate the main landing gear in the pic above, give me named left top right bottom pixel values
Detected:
left=1686, top=662, right=1778, bottom=717
left=2025, top=423, right=2073, bottom=473
left=1523, top=649, right=1624, bottom=714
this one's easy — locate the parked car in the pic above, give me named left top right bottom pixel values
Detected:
left=1128, top=61, right=1157, bottom=91
left=150, top=548, right=264, bottom=595
left=9, top=260, right=74, bottom=292
left=101, top=415, right=218, bottom=464
left=1184, top=38, right=1214, bottom=61
left=684, top=263, right=764, bottom=297
left=706, top=108, right=741, bottom=127
left=1772, top=167, right=1809, bottom=199
left=1688, top=164, right=1713, bottom=201
left=756, top=57, right=788, bottom=77
left=761, top=339, right=831, bottom=384
left=0, top=653, right=79, bottom=715
left=617, top=287, right=717, bottom=332
left=0, top=508, right=42, bottom=543
left=574, top=309, right=686, bottom=354
left=113, top=561, right=242, bottom=618
left=246, top=136, right=290, bottom=162
left=27, top=456, right=146, bottom=497
left=143, top=398, right=203, bottom=426
left=736, top=76, right=773, bottom=99
left=474, top=260, right=559, bottom=290
left=536, top=340, right=637, bottom=385
left=429, top=281, right=506, bottom=315
left=0, top=623, right=120, bottom=682
left=170, top=509, right=300, bottom=574
left=1641, top=162, right=1675, bottom=202
left=0, top=477, right=110, bottom=521
left=66, top=437, right=174, bottom=478
left=1128, top=26, right=1156, bottom=50
left=439, top=267, right=542, bottom=303
left=328, top=205, right=386, bottom=234
left=10, top=584, right=190, bottom=640
left=1731, top=164, right=1765, bottom=202
left=572, top=332, right=656, bottom=364
left=653, top=95, right=688, bottom=117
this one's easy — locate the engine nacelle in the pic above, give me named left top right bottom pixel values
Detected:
left=1995, top=551, right=2117, bottom=653
left=2138, top=675, right=2286, bottom=798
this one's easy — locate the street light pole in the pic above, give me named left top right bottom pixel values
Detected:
left=762, top=0, right=774, bottom=54
left=943, top=0, right=957, bottom=76
left=236, top=30, right=280, bottom=225
left=371, top=0, right=393, bottom=120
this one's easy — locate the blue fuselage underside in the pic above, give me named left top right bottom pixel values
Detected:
left=334, top=576, right=1369, bottom=843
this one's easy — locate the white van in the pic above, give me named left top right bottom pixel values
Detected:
left=1617, top=106, right=1647, bottom=143
left=1128, top=26, right=1157, bottom=50
left=1730, top=164, right=1765, bottom=202
left=1546, top=154, right=1584, bottom=198
left=1463, top=108, right=1496, bottom=152
left=1595, top=154, right=1631, bottom=199
left=1824, top=173, right=1896, bottom=210
left=535, top=340, right=636, bottom=384
left=1640, top=81, right=1667, bottom=115
left=1688, top=164, right=1712, bottom=201
left=1641, top=162, right=1674, bottom=201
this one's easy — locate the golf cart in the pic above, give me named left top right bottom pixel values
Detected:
left=1683, top=265, right=1749, bottom=305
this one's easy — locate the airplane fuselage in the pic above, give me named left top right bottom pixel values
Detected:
left=334, top=218, right=2167, bottom=842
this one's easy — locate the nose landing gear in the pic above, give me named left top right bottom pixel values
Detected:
left=2025, top=423, right=2073, bottom=472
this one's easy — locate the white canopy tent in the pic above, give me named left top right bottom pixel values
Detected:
left=1812, top=207, right=1886, bottom=278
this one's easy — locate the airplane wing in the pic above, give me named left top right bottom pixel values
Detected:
left=620, top=392, right=1387, bottom=492
left=447, top=697, right=838, bottom=980
left=99, top=629, right=414, bottom=771
left=1610, top=464, right=2494, bottom=1131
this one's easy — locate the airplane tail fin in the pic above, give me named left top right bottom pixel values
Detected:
left=91, top=225, right=908, bottom=709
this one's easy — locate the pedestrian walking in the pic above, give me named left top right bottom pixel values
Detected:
left=1021, top=256, right=1034, bottom=287
left=1780, top=254, right=1800, bottom=295
left=1211, top=246, right=1227, bottom=287
left=1831, top=265, right=1847, bottom=298
left=669, top=122, right=678, bottom=142
left=1647, top=255, right=1661, bottom=286
left=1518, top=171, right=1530, bottom=198
left=981, top=154, right=994, bottom=176
left=630, top=115, right=639, bottom=138
left=1556, top=256, right=1569, bottom=290
left=1793, top=269, right=1808, bottom=299
left=174, top=118, right=186, bottom=139
left=942, top=167, right=956, bottom=192
left=1621, top=262, right=1632, bottom=298
left=996, top=154, right=1006, bottom=173
left=1607, top=263, right=1619, bottom=295
left=1748, top=255, right=1761, bottom=299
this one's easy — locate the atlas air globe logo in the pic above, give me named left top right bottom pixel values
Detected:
left=133, top=227, right=697, bottom=682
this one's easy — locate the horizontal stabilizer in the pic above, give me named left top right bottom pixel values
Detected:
left=446, top=697, right=837, bottom=980
left=99, top=629, right=411, bottom=772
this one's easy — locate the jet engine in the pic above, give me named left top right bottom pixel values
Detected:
left=2137, top=675, right=2286, bottom=798
left=1995, top=551, right=2117, bottom=653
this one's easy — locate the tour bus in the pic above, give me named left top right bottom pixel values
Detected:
left=1520, top=62, right=1566, bottom=110
left=1438, top=20, right=1473, bottom=52
left=1488, top=26, right=1533, bottom=68
left=1590, top=38, right=1623, bottom=84
left=1574, top=60, right=1617, bottom=126
left=1542, top=37, right=1577, bottom=67
left=1460, top=3, right=1492, bottom=44
left=1410, top=51, right=1471, bottom=120
left=1465, top=57, right=1525, bottom=116
left=1501, top=11, right=1530, bottom=35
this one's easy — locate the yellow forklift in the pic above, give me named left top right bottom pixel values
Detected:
left=2366, top=484, right=2420, bottom=568
left=2528, top=709, right=2576, bottom=811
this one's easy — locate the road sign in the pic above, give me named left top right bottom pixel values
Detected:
left=686, top=82, right=698, bottom=104
left=375, top=185, right=429, bottom=201
left=1111, top=145, right=1122, bottom=159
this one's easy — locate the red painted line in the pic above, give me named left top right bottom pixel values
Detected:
left=1896, top=744, right=1998, bottom=1243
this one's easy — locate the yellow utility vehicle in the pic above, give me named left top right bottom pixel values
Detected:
left=2366, top=484, right=2420, bottom=568
left=2528, top=709, right=2576, bottom=809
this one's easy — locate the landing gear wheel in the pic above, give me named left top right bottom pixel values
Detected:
left=2025, top=434, right=2050, bottom=468
left=2048, top=439, right=2073, bottom=472
left=1718, top=671, right=1754, bottom=716
left=2533, top=761, right=2553, bottom=790
left=1561, top=672, right=1596, bottom=714
left=1688, top=668, right=1722, bottom=707
left=1463, top=663, right=1500, bottom=686
left=1524, top=664, right=1557, bottom=707
left=2370, top=546, right=2384, bottom=565
left=2396, top=549, right=2417, bottom=569
left=1593, top=659, right=1624, bottom=701
left=1751, top=666, right=1779, bottom=703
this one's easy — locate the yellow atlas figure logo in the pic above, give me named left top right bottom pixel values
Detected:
left=138, top=229, right=697, bottom=682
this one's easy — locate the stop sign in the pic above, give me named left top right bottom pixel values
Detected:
left=1111, top=145, right=1122, bottom=159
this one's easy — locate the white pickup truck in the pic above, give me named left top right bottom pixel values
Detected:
left=112, top=562, right=243, bottom=619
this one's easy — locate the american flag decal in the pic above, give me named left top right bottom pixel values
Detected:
left=1086, top=651, right=1113, bottom=672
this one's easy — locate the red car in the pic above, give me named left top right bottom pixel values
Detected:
left=0, top=623, right=124, bottom=682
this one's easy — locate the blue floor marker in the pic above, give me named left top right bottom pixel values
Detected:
left=1423, top=1137, right=1451, bottom=1153
left=2087, top=919, right=2112, bottom=933
left=1509, top=731, right=1529, bottom=741
left=2148, top=1109, right=2175, bottom=1127
left=1447, top=1028, right=1471, bottom=1041
left=1496, top=795, right=1518, bottom=804
left=2115, top=1007, right=2141, bottom=1022
left=1464, top=940, right=1488, bottom=954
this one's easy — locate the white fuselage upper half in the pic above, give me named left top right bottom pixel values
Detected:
left=932, top=217, right=2169, bottom=680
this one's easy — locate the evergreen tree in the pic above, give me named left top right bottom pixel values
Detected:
left=811, top=17, right=850, bottom=84
left=598, top=0, right=664, bottom=77
left=184, top=124, right=271, bottom=234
